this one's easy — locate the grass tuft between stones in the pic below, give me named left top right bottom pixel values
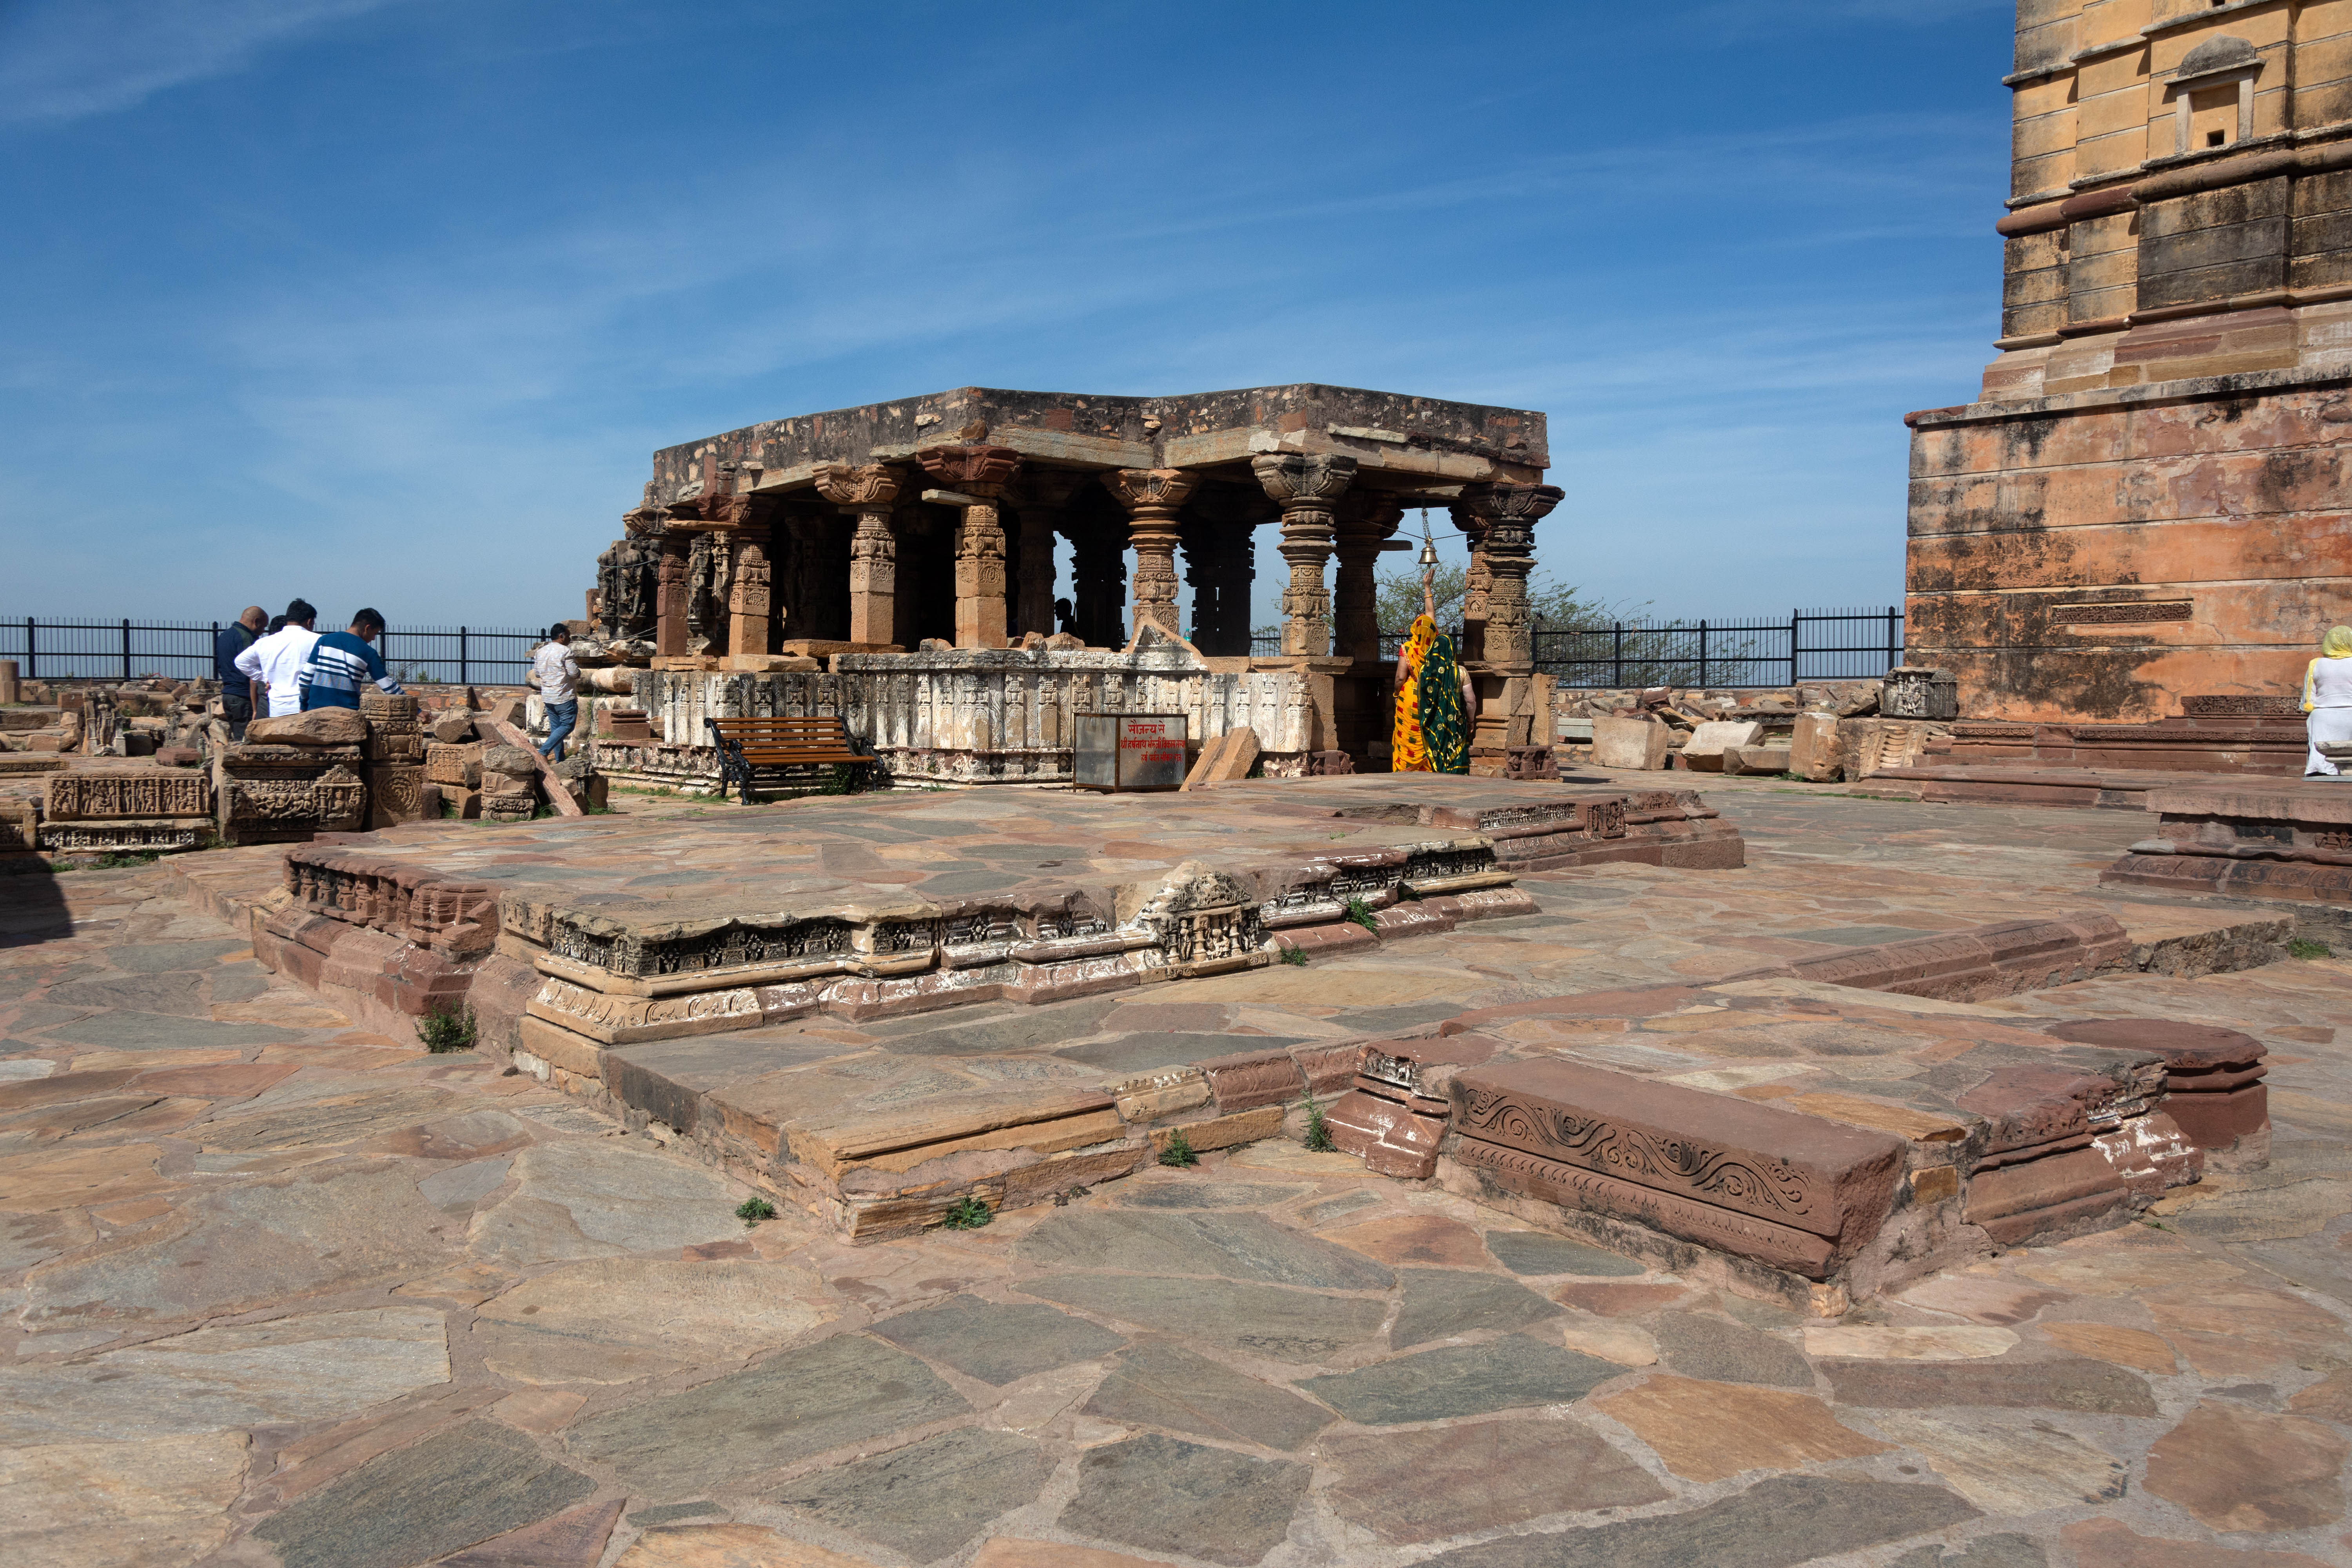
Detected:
left=736, top=1196, right=777, bottom=1227
left=941, top=1194, right=993, bottom=1229
left=1158, top=1128, right=1199, bottom=1167
left=1279, top=944, right=1310, bottom=966
left=416, top=1003, right=477, bottom=1053
left=1343, top=896, right=1379, bottom=933
left=1302, top=1095, right=1335, bottom=1152
left=2291, top=938, right=2332, bottom=959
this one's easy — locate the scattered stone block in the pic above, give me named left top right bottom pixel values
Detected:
left=1680, top=720, right=1761, bottom=771
left=368, top=764, right=429, bottom=829
left=1790, top=711, right=1842, bottom=780
left=1882, top=665, right=1958, bottom=721
left=247, top=709, right=368, bottom=746
left=2045, top=1018, right=2270, bottom=1166
left=1590, top=715, right=1670, bottom=769
left=428, top=710, right=477, bottom=743
left=1722, top=745, right=1794, bottom=776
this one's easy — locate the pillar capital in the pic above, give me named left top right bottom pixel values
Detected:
left=1107, top=470, right=1200, bottom=639
left=812, top=462, right=903, bottom=511
left=1249, top=452, right=1357, bottom=508
left=1250, top=454, right=1357, bottom=658
left=917, top=444, right=1023, bottom=496
left=1105, top=467, right=1200, bottom=515
left=666, top=488, right=751, bottom=527
left=1457, top=481, right=1559, bottom=674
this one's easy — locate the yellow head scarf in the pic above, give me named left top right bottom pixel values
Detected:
left=2303, top=626, right=2352, bottom=711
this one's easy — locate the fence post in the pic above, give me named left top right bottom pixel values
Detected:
left=459, top=627, right=468, bottom=687
left=1886, top=605, right=1900, bottom=670
left=1613, top=624, right=1624, bottom=688
left=1789, top=610, right=1800, bottom=688
left=24, top=617, right=33, bottom=681
left=122, top=618, right=131, bottom=681
left=1699, top=620, right=1708, bottom=689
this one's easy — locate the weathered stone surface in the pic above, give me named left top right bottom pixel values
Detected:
left=1321, top=1417, right=1668, bottom=1544
left=1022, top=1274, right=1388, bottom=1363
left=2034, top=1321, right=2176, bottom=1372
left=247, top=708, right=369, bottom=746
left=1057, top=1434, right=1308, bottom=1568
left=1417, top=1475, right=1978, bottom=1568
left=1590, top=715, right=1670, bottom=771
left=475, top=1259, right=829, bottom=1385
left=0, top=1306, right=448, bottom=1439
left=612, top=1524, right=881, bottom=1568
left=1325, top=1212, right=1491, bottom=1267
left=21, top=1162, right=458, bottom=1324
left=253, top=1420, right=595, bottom=1568
left=2143, top=1399, right=2350, bottom=1533
left=771, top=1426, right=1049, bottom=1563
left=867, top=1294, right=1125, bottom=1386
left=1884, top=1536, right=2047, bottom=1568
left=1821, top=1356, right=2157, bottom=1415
left=1653, top=1314, right=1812, bottom=1387
left=1111, top=1180, right=1307, bottom=1210
left=1595, top=1375, right=1891, bottom=1482
left=1451, top=1057, right=1904, bottom=1265
left=970, top=1544, right=1169, bottom=1568
left=0, top=1432, right=247, bottom=1568
left=1869, top=1411, right=2126, bottom=1514
left=1800, top=1325, right=2018, bottom=1361
left=1012, top=1209, right=1392, bottom=1289
left=563, top=1334, right=970, bottom=1492
left=1391, top=1266, right=1563, bottom=1347
left=1485, top=1228, right=1646, bottom=1278
left=1081, top=1340, right=1331, bottom=1450
left=1298, top=1335, right=1620, bottom=1424
left=466, top=1140, right=747, bottom=1266
left=436, top=1500, right=624, bottom=1568
left=2060, top=1518, right=2337, bottom=1568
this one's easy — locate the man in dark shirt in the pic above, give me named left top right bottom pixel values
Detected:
left=211, top=606, right=267, bottom=744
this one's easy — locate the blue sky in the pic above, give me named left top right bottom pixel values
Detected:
left=0, top=0, right=2014, bottom=634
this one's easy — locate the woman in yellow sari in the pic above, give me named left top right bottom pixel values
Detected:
left=1393, top=564, right=1475, bottom=773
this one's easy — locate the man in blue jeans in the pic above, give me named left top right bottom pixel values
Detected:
left=532, top=624, right=581, bottom=762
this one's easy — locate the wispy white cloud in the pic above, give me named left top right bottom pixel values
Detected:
left=0, top=0, right=405, bottom=126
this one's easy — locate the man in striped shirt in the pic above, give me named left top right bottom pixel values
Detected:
left=298, top=608, right=405, bottom=710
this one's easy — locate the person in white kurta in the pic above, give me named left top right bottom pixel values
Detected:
left=2303, top=625, right=2352, bottom=777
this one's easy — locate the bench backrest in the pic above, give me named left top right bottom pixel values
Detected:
left=708, top=715, right=862, bottom=760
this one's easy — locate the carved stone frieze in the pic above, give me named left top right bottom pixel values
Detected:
left=45, top=771, right=210, bottom=820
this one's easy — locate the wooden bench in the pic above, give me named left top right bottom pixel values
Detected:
left=707, top=715, right=871, bottom=802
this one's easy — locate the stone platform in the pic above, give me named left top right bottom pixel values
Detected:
left=2104, top=780, right=2352, bottom=905
left=1933, top=718, right=2308, bottom=778
left=1867, top=763, right=2198, bottom=811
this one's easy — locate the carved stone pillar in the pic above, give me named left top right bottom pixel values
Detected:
left=917, top=445, right=1023, bottom=649
left=1070, top=517, right=1129, bottom=648
left=1334, top=494, right=1405, bottom=664
left=1180, top=488, right=1269, bottom=657
left=655, top=532, right=691, bottom=658
left=1105, top=469, right=1198, bottom=641
left=1448, top=507, right=1491, bottom=665
left=815, top=463, right=903, bottom=647
left=1016, top=470, right=1087, bottom=639
left=1458, top=481, right=1564, bottom=673
left=1250, top=453, right=1357, bottom=659
left=727, top=533, right=771, bottom=657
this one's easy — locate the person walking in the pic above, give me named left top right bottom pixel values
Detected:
left=298, top=608, right=404, bottom=710
left=532, top=624, right=581, bottom=762
left=236, top=599, right=320, bottom=718
left=2303, top=625, right=2352, bottom=777
left=211, top=605, right=267, bottom=744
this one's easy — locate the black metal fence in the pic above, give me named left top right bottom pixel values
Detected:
left=1247, top=607, right=1903, bottom=688
left=0, top=617, right=544, bottom=686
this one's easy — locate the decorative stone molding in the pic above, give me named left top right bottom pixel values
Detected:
left=1455, top=481, right=1563, bottom=671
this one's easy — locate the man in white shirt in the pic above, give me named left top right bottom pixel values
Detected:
left=236, top=599, right=321, bottom=719
left=532, top=624, right=582, bottom=762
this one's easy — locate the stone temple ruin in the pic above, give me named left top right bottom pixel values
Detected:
left=578, top=384, right=1566, bottom=787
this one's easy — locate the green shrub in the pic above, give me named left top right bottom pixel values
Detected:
left=1158, top=1127, right=1198, bottom=1167
left=1302, top=1095, right=1335, bottom=1152
left=1343, top=896, right=1379, bottom=933
left=2291, top=938, right=2332, bottom=960
left=416, top=1004, right=477, bottom=1053
left=1279, top=944, right=1310, bottom=966
left=941, top=1194, right=993, bottom=1229
left=736, top=1196, right=777, bottom=1227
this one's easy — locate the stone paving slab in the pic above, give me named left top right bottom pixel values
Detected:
left=5, top=790, right=2352, bottom=1566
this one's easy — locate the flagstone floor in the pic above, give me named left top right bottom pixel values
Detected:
left=2, top=787, right=2349, bottom=1568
